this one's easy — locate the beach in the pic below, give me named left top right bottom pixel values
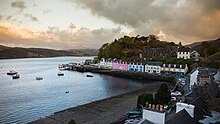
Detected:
left=29, top=82, right=163, bottom=124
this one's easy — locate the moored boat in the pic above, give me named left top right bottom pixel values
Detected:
left=86, top=74, right=93, bottom=77
left=7, top=70, right=18, bottom=75
left=58, top=72, right=64, bottom=76
left=12, top=74, right=20, bottom=79
left=36, top=77, right=43, bottom=80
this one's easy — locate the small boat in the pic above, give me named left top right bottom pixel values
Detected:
left=36, top=77, right=43, bottom=80
left=86, top=74, right=93, bottom=77
left=65, top=91, right=69, bottom=93
left=12, top=74, right=20, bottom=79
left=58, top=72, right=64, bottom=76
left=7, top=70, right=18, bottom=75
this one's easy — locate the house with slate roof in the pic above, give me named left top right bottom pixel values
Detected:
left=145, top=62, right=163, bottom=74
left=160, top=64, right=188, bottom=76
left=128, top=62, right=145, bottom=72
left=177, top=46, right=191, bottom=59
left=142, top=47, right=177, bottom=60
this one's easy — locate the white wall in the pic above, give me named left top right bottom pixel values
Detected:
left=177, top=52, right=191, bottom=59
left=190, top=69, right=199, bottom=90
left=145, top=64, right=160, bottom=73
left=176, top=102, right=195, bottom=118
left=142, top=109, right=165, bottom=124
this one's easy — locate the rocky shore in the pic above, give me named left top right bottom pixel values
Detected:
left=29, top=82, right=163, bottom=124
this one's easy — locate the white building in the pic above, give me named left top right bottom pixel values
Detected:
left=190, top=68, right=199, bottom=90
left=142, top=104, right=165, bottom=124
left=176, top=102, right=195, bottom=118
left=177, top=47, right=191, bottom=59
left=99, top=58, right=112, bottom=69
left=191, top=50, right=201, bottom=61
left=145, top=62, right=163, bottom=74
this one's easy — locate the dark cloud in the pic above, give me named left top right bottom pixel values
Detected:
left=73, top=0, right=220, bottom=44
left=11, top=1, right=27, bottom=12
left=23, top=14, right=39, bottom=22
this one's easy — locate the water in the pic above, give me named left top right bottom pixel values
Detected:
left=0, top=57, right=148, bottom=124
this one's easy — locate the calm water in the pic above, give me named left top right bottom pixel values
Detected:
left=0, top=57, right=148, bottom=124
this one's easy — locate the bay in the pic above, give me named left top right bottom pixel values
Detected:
left=0, top=57, right=148, bottom=124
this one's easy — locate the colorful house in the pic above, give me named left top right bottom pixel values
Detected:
left=145, top=62, right=163, bottom=74
left=128, top=62, right=145, bottom=72
left=99, top=58, right=112, bottom=69
left=112, top=60, right=128, bottom=71
left=160, top=64, right=188, bottom=76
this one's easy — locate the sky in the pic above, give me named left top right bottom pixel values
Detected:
left=0, top=0, right=220, bottom=49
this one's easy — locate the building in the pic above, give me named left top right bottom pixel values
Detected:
left=190, top=68, right=218, bottom=90
left=142, top=104, right=165, bottom=124
left=145, top=62, right=163, bottom=74
left=177, top=47, right=191, bottom=59
left=128, top=62, right=145, bottom=72
left=112, top=60, right=128, bottom=71
left=160, top=64, right=188, bottom=76
left=98, top=58, right=112, bottom=69
left=142, top=47, right=177, bottom=60
left=190, top=50, right=201, bottom=61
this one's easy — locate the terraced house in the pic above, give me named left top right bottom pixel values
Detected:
left=128, top=62, right=145, bottom=72
left=160, top=64, right=188, bottom=76
left=112, top=60, right=128, bottom=71
left=145, top=62, right=163, bottom=74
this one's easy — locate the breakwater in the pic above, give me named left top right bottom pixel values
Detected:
left=72, top=66, right=176, bottom=84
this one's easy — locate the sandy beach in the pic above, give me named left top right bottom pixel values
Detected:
left=29, top=82, right=163, bottom=124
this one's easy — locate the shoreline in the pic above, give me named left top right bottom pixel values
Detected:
left=29, top=82, right=163, bottom=124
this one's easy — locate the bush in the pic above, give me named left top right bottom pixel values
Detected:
left=155, top=83, right=171, bottom=105
left=137, top=93, right=154, bottom=108
left=68, top=119, right=76, bottom=124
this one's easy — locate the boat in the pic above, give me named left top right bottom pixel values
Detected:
left=36, top=77, right=43, bottom=80
left=65, top=91, right=69, bottom=93
left=12, top=74, right=20, bottom=79
left=7, top=70, right=18, bottom=75
left=58, top=72, right=64, bottom=76
left=86, top=74, right=93, bottom=77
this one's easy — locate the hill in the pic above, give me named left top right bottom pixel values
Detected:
left=187, top=38, right=220, bottom=57
left=98, top=35, right=177, bottom=61
left=0, top=45, right=97, bottom=59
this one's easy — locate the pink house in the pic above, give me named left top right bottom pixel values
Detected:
left=112, top=60, right=128, bottom=71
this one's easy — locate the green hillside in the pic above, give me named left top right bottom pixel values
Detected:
left=98, top=35, right=177, bottom=61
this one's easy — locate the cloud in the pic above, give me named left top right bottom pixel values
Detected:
left=23, top=14, right=39, bottom=22
left=42, top=9, right=52, bottom=14
left=0, top=15, right=2, bottom=20
left=0, top=22, right=123, bottom=49
left=73, top=0, right=220, bottom=44
left=11, top=1, right=27, bottom=12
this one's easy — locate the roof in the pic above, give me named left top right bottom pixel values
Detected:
left=161, top=64, right=186, bottom=69
left=178, top=47, right=191, bottom=52
left=140, top=119, right=154, bottom=124
left=146, top=62, right=163, bottom=66
left=166, top=109, right=194, bottom=124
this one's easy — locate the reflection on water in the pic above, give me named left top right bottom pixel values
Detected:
left=0, top=57, right=148, bottom=123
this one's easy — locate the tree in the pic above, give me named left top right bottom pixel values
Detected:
left=137, top=93, right=154, bottom=108
left=155, top=83, right=171, bottom=105
left=68, top=119, right=76, bottom=124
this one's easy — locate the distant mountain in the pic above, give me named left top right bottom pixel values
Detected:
left=0, top=45, right=97, bottom=59
left=68, top=49, right=98, bottom=56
